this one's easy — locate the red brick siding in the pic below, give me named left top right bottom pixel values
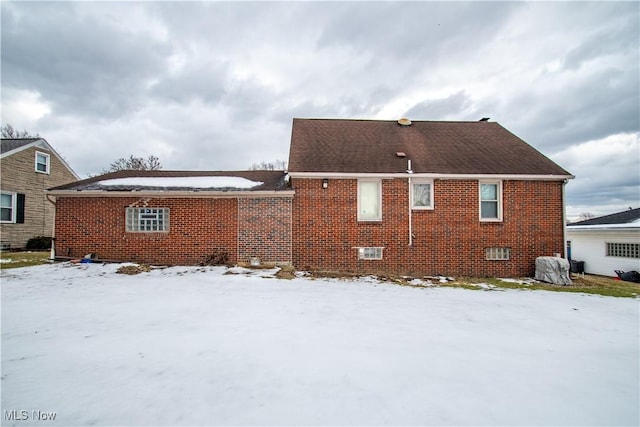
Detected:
left=291, top=178, right=565, bottom=277
left=55, top=197, right=238, bottom=265
left=238, top=198, right=292, bottom=264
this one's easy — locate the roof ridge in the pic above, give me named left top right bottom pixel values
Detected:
left=293, top=117, right=495, bottom=123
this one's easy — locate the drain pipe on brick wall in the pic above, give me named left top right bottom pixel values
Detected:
left=407, top=160, right=413, bottom=247
left=46, top=193, right=56, bottom=260
left=562, top=179, right=568, bottom=259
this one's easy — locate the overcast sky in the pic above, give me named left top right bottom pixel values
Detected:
left=1, top=1, right=638, bottom=219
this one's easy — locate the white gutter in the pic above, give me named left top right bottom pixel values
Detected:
left=46, top=190, right=295, bottom=198
left=407, top=160, right=413, bottom=246
left=288, top=172, right=575, bottom=181
left=45, top=194, right=57, bottom=260
left=562, top=180, right=567, bottom=259
left=567, top=224, right=640, bottom=231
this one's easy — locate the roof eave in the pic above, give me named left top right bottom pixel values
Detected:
left=287, top=172, right=575, bottom=181
left=46, top=189, right=295, bottom=198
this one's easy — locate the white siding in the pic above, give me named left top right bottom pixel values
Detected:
left=567, top=229, right=640, bottom=276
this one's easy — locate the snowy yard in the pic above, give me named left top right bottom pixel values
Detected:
left=1, top=263, right=638, bottom=426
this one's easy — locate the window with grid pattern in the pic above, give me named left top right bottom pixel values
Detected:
left=485, top=247, right=510, bottom=260
left=126, top=208, right=169, bottom=232
left=606, top=243, right=639, bottom=258
left=358, top=247, right=383, bottom=260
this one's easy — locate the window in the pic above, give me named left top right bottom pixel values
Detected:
left=126, top=207, right=169, bottom=232
left=35, top=151, right=50, bottom=174
left=479, top=181, right=502, bottom=221
left=358, top=247, right=383, bottom=260
left=1, top=193, right=15, bottom=222
left=606, top=243, right=639, bottom=258
left=411, top=180, right=434, bottom=209
left=358, top=180, right=381, bottom=221
left=485, top=247, right=510, bottom=260
left=0, top=192, right=24, bottom=224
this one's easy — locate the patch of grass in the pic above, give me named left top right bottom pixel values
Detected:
left=308, top=269, right=640, bottom=299
left=454, top=275, right=640, bottom=298
left=0, top=251, right=51, bottom=269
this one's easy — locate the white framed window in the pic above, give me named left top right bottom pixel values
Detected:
left=606, top=243, right=639, bottom=258
left=485, top=247, right=510, bottom=260
left=357, top=247, right=384, bottom=260
left=126, top=207, right=169, bottom=232
left=411, top=180, right=434, bottom=210
left=1, top=192, right=16, bottom=223
left=479, top=181, right=502, bottom=221
left=35, top=151, right=50, bottom=174
left=358, top=180, right=382, bottom=221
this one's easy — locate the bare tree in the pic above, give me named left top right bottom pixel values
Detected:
left=1, top=123, right=40, bottom=138
left=578, top=212, right=595, bottom=221
left=250, top=159, right=287, bottom=170
left=104, top=155, right=162, bottom=172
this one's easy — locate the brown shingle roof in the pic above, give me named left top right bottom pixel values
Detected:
left=288, top=118, right=572, bottom=176
left=49, top=170, right=289, bottom=192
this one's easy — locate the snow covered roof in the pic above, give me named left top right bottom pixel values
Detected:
left=98, top=176, right=263, bottom=189
left=48, top=170, right=290, bottom=194
left=569, top=208, right=640, bottom=226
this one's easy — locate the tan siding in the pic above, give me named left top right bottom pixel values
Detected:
left=1, top=145, right=77, bottom=248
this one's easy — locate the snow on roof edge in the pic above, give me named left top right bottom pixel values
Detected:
left=97, top=176, right=264, bottom=189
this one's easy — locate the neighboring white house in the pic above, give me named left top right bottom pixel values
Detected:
left=567, top=208, right=640, bottom=277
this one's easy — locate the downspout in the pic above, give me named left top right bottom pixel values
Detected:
left=562, top=179, right=567, bottom=258
left=46, top=193, right=56, bottom=260
left=407, top=160, right=413, bottom=246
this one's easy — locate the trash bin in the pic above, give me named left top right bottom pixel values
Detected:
left=570, top=260, right=584, bottom=274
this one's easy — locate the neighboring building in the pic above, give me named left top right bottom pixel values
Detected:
left=47, top=170, right=293, bottom=265
left=1, top=138, right=79, bottom=249
left=287, top=118, right=573, bottom=277
left=49, top=118, right=573, bottom=277
left=567, top=208, right=640, bottom=277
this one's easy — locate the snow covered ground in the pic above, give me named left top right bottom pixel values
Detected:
left=2, top=263, right=638, bottom=426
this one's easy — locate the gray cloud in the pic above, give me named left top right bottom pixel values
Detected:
left=1, top=1, right=638, bottom=217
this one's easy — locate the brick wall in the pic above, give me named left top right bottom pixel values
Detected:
left=1, top=146, right=77, bottom=248
left=291, top=178, right=565, bottom=277
left=55, top=197, right=239, bottom=265
left=238, top=198, right=292, bottom=264
left=55, top=195, right=294, bottom=266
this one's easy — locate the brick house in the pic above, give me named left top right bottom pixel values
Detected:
left=48, top=170, right=293, bottom=265
left=287, top=118, right=574, bottom=277
left=1, top=138, right=79, bottom=249
left=49, top=118, right=573, bottom=277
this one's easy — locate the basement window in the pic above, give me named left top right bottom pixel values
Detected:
left=485, top=247, right=510, bottom=261
left=126, top=207, right=169, bottom=232
left=606, top=243, right=639, bottom=258
left=358, top=247, right=384, bottom=260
